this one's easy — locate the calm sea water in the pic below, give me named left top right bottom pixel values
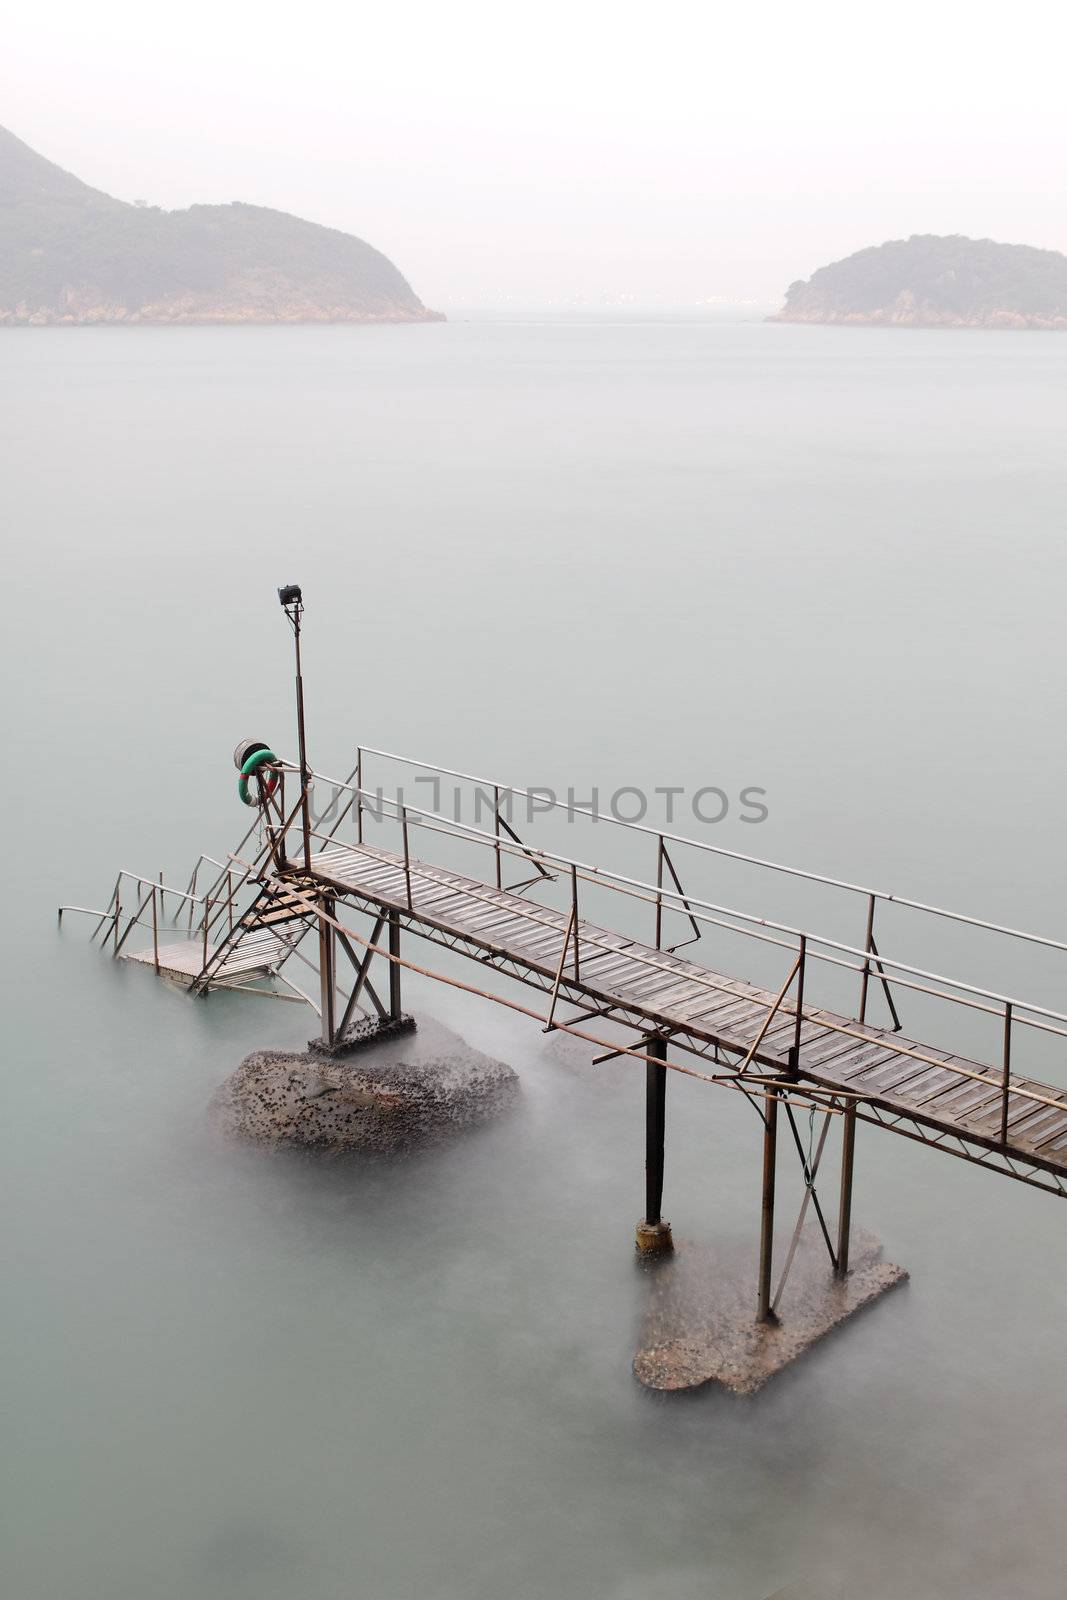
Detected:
left=3, top=315, right=1067, bottom=1600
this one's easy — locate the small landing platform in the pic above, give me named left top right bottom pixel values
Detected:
left=123, top=939, right=281, bottom=984
left=633, top=1231, right=906, bottom=1395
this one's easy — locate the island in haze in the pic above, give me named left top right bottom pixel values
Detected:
left=772, top=234, right=1067, bottom=330
left=0, top=125, right=442, bottom=326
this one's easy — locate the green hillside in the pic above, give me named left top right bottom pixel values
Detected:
left=773, top=235, right=1067, bottom=329
left=0, top=125, right=441, bottom=325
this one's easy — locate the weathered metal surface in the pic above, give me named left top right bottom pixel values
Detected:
left=61, top=740, right=1067, bottom=1204
left=280, top=840, right=1067, bottom=1187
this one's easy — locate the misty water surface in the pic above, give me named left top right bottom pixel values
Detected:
left=3, top=315, right=1066, bottom=1600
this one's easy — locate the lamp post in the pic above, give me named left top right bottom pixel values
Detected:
left=278, top=584, right=312, bottom=872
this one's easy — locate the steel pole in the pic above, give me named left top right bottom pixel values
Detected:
left=292, top=605, right=312, bottom=873
left=1000, top=1002, right=1013, bottom=1144
left=757, top=1087, right=779, bottom=1321
left=388, top=911, right=402, bottom=1020
left=318, top=896, right=336, bottom=1045
left=790, top=936, right=806, bottom=1076
left=836, top=1102, right=856, bottom=1277
left=645, top=1035, right=667, bottom=1226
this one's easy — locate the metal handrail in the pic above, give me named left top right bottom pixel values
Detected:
left=114, top=870, right=199, bottom=906
left=351, top=744, right=1067, bottom=956
left=61, top=741, right=1066, bottom=1155
left=289, top=765, right=1067, bottom=1032
left=281, top=759, right=1067, bottom=1138
left=291, top=811, right=1066, bottom=1122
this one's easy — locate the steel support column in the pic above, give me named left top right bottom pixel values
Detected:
left=636, top=1034, right=672, bottom=1254
left=757, top=1086, right=780, bottom=1322
left=388, top=910, right=403, bottom=1021
left=318, top=895, right=336, bottom=1046
left=836, top=1102, right=856, bottom=1278
left=645, top=1035, right=667, bottom=1225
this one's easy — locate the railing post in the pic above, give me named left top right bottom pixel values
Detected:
left=113, top=884, right=122, bottom=955
left=493, top=785, right=503, bottom=890
left=356, top=747, right=363, bottom=844
left=151, top=885, right=160, bottom=975
left=790, top=935, right=806, bottom=1075
left=1000, top=1002, right=1013, bottom=1144
left=655, top=835, right=664, bottom=951
left=859, top=893, right=876, bottom=1022
left=202, top=895, right=211, bottom=970
left=277, top=772, right=288, bottom=869
left=836, top=1103, right=856, bottom=1277
left=570, top=863, right=580, bottom=979
left=226, top=869, right=233, bottom=935
left=757, top=1086, right=779, bottom=1322
left=402, top=807, right=413, bottom=910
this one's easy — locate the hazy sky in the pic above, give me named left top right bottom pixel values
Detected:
left=5, top=1, right=1065, bottom=309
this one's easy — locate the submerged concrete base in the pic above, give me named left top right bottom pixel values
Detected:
left=635, top=1219, right=674, bottom=1256
left=633, top=1229, right=907, bottom=1395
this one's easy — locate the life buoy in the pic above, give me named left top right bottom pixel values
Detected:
left=238, top=747, right=280, bottom=807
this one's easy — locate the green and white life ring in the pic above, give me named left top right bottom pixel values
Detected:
left=237, top=744, right=280, bottom=807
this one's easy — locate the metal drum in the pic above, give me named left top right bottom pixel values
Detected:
left=233, top=738, right=273, bottom=772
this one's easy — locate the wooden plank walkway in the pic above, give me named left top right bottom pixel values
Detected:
left=295, top=842, right=1067, bottom=1178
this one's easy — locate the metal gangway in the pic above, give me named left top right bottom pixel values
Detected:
left=59, top=588, right=1067, bottom=1334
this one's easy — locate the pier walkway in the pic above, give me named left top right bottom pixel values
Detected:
left=276, top=839, right=1067, bottom=1187
left=61, top=742, right=1067, bottom=1330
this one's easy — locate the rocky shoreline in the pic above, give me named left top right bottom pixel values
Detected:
left=771, top=307, right=1067, bottom=331
left=0, top=301, right=445, bottom=327
left=773, top=237, right=1067, bottom=331
left=1, top=125, right=442, bottom=330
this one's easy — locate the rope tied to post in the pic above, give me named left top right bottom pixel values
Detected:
left=803, top=1105, right=817, bottom=1191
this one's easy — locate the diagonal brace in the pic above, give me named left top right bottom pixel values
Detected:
left=868, top=933, right=903, bottom=1032
left=542, top=906, right=578, bottom=1032
left=771, top=1110, right=835, bottom=1315
left=334, top=916, right=388, bottom=1033
left=783, top=1104, right=838, bottom=1268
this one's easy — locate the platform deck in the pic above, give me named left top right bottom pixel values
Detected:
left=125, top=934, right=290, bottom=982
left=295, top=841, right=1067, bottom=1180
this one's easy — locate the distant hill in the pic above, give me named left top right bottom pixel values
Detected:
left=772, top=235, right=1067, bottom=330
left=0, top=125, right=442, bottom=325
